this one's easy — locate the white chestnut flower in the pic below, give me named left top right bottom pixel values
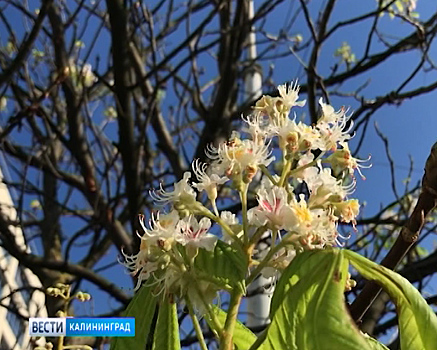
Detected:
left=248, top=185, right=294, bottom=230
left=326, top=142, right=372, bottom=179
left=306, top=168, right=356, bottom=208
left=206, top=133, right=274, bottom=181
left=176, top=216, right=218, bottom=252
left=219, top=211, right=242, bottom=243
left=317, top=98, right=354, bottom=151
left=151, top=172, right=197, bottom=212
left=139, top=210, right=180, bottom=243
left=192, top=159, right=228, bottom=215
left=277, top=81, right=306, bottom=110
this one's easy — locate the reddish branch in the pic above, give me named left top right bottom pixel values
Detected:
left=350, top=141, right=437, bottom=323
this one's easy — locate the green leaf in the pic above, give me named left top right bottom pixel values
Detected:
left=152, top=300, right=181, bottom=350
left=195, top=240, right=247, bottom=293
left=346, top=250, right=437, bottom=350
left=255, top=249, right=373, bottom=350
left=269, top=250, right=319, bottom=317
left=110, top=284, right=157, bottom=350
left=204, top=305, right=264, bottom=350
left=364, top=334, right=390, bottom=350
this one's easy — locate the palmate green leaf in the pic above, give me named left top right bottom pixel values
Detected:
left=194, top=240, right=247, bottom=293
left=364, top=334, right=390, bottom=350
left=204, top=305, right=265, bottom=350
left=269, top=250, right=320, bottom=317
left=254, top=249, right=374, bottom=350
left=152, top=300, right=181, bottom=350
left=346, top=250, right=437, bottom=350
left=110, top=284, right=157, bottom=350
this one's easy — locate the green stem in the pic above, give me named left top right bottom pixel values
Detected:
left=197, top=203, right=242, bottom=245
left=192, top=283, right=223, bottom=336
left=186, top=297, right=209, bottom=350
left=239, top=184, right=249, bottom=245
left=219, top=290, right=244, bottom=350
left=212, top=199, right=219, bottom=216
left=259, top=165, right=277, bottom=185
left=246, top=236, right=292, bottom=285
left=57, top=287, right=72, bottom=350
left=278, top=160, right=291, bottom=187
left=271, top=229, right=278, bottom=248
left=57, top=333, right=65, bottom=349
left=287, top=159, right=318, bottom=178
left=248, top=225, right=268, bottom=248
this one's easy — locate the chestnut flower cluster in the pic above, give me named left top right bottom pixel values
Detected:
left=121, top=81, right=370, bottom=309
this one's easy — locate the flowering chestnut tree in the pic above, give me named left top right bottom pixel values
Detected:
left=114, top=83, right=437, bottom=350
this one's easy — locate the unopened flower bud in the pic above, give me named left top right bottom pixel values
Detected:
left=231, top=174, right=244, bottom=192
left=286, top=133, right=298, bottom=145
left=186, top=244, right=199, bottom=261
left=254, top=95, right=273, bottom=115
left=328, top=194, right=343, bottom=203
left=157, top=238, right=172, bottom=252
left=62, top=66, right=70, bottom=78
left=298, top=236, right=309, bottom=247
left=140, top=239, right=148, bottom=251
left=243, top=165, right=257, bottom=183
left=332, top=199, right=360, bottom=224
left=174, top=203, right=191, bottom=218
left=76, top=291, right=91, bottom=301
left=178, top=209, right=191, bottom=218
left=328, top=148, right=351, bottom=169
left=147, top=253, right=159, bottom=263
left=285, top=132, right=299, bottom=151
left=158, top=254, right=171, bottom=268
left=345, top=273, right=357, bottom=292
left=299, top=139, right=312, bottom=152
left=174, top=202, right=186, bottom=212
left=275, top=98, right=285, bottom=113
left=47, top=287, right=61, bottom=297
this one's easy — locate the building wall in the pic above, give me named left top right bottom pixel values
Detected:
left=0, top=168, right=47, bottom=350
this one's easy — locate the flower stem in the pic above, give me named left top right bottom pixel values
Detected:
left=192, top=283, right=223, bottom=337
left=287, top=159, right=318, bottom=177
left=278, top=160, right=291, bottom=187
left=240, top=184, right=249, bottom=245
left=186, top=297, right=209, bottom=350
left=260, top=165, right=278, bottom=185
left=246, top=236, right=292, bottom=285
left=197, top=203, right=243, bottom=245
left=219, top=289, right=244, bottom=350
left=271, top=229, right=278, bottom=247
left=248, top=225, right=268, bottom=249
left=57, top=286, right=72, bottom=350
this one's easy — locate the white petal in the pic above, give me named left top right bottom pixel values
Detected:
left=197, top=234, right=218, bottom=251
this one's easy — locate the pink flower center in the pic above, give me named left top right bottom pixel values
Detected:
left=184, top=225, right=207, bottom=239
left=260, top=198, right=281, bottom=214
